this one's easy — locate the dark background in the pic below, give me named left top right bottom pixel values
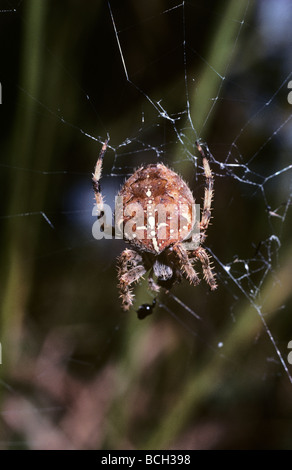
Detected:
left=0, top=0, right=292, bottom=449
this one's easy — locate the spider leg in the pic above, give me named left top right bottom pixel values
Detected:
left=196, top=140, right=214, bottom=243
left=172, top=243, right=200, bottom=286
left=117, top=248, right=146, bottom=311
left=190, top=246, right=217, bottom=290
left=92, top=139, right=115, bottom=236
left=92, top=139, right=108, bottom=208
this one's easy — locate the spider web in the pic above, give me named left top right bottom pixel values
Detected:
left=1, top=0, right=292, bottom=450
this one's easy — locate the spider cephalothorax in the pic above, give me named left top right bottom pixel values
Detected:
left=92, top=139, right=217, bottom=312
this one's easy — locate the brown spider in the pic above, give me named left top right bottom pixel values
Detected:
left=92, top=139, right=217, bottom=312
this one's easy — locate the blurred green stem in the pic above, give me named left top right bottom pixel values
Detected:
left=1, top=0, right=47, bottom=369
left=189, top=0, right=248, bottom=139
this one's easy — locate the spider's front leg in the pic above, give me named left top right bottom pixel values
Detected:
left=172, top=243, right=200, bottom=286
left=190, top=246, right=217, bottom=290
left=117, top=248, right=147, bottom=311
left=92, top=139, right=115, bottom=236
left=196, top=140, right=214, bottom=244
left=92, top=139, right=109, bottom=209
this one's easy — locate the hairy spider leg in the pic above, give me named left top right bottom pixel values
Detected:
left=190, top=246, right=217, bottom=290
left=92, top=139, right=115, bottom=236
left=117, top=248, right=147, bottom=311
left=172, top=243, right=201, bottom=286
left=196, top=139, right=214, bottom=244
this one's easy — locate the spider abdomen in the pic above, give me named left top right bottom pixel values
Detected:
left=117, top=163, right=195, bottom=254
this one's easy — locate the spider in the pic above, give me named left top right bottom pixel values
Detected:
left=92, top=139, right=217, bottom=312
